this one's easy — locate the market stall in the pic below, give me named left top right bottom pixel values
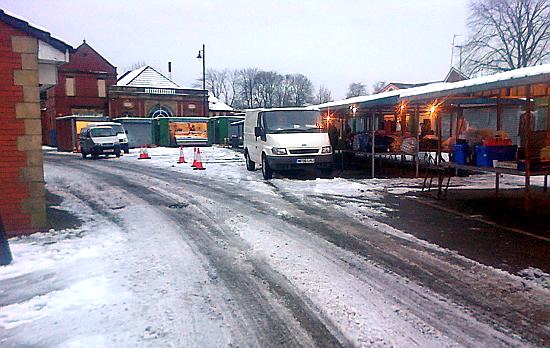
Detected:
left=400, top=65, right=550, bottom=194
left=318, top=90, right=422, bottom=178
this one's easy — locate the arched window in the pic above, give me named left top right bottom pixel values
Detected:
left=148, top=104, right=173, bottom=118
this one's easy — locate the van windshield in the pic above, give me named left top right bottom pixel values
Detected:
left=261, top=110, right=323, bottom=133
left=110, top=125, right=124, bottom=134
left=90, top=127, right=116, bottom=137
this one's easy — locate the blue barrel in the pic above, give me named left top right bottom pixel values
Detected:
left=453, top=143, right=469, bottom=165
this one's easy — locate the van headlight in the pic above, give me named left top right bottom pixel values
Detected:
left=321, top=146, right=332, bottom=154
left=272, top=147, right=287, bottom=155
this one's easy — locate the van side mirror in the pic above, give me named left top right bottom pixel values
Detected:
left=254, top=126, right=262, bottom=137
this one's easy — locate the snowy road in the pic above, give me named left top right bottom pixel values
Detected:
left=1, top=147, right=549, bottom=347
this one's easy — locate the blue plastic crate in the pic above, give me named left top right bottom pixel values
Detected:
left=475, top=145, right=517, bottom=167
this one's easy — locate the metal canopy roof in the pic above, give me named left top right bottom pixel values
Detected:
left=400, top=64, right=550, bottom=102
left=317, top=90, right=401, bottom=111
left=315, top=65, right=549, bottom=114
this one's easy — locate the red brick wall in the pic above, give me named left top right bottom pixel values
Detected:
left=42, top=43, right=117, bottom=145
left=0, top=21, right=36, bottom=236
left=109, top=95, right=205, bottom=117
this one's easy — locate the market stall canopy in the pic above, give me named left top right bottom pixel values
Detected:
left=316, top=89, right=402, bottom=111
left=400, top=64, right=550, bottom=102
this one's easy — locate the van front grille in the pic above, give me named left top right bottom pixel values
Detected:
left=289, top=149, right=319, bottom=155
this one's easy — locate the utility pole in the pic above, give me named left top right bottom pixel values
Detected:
left=450, top=34, right=462, bottom=68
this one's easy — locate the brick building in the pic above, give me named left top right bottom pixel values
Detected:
left=42, top=41, right=117, bottom=145
left=109, top=66, right=207, bottom=118
left=379, top=67, right=468, bottom=93
left=0, top=10, right=71, bottom=237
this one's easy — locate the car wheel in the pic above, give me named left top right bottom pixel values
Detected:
left=81, top=150, right=87, bottom=159
left=124, top=149, right=129, bottom=154
left=115, top=150, right=121, bottom=158
left=245, top=151, right=256, bottom=171
left=91, top=153, right=98, bottom=160
left=262, top=154, right=273, bottom=180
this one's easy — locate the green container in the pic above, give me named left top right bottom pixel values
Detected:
left=208, top=116, right=245, bottom=145
left=154, top=117, right=210, bottom=147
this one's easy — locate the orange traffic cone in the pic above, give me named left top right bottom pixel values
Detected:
left=177, top=145, right=187, bottom=164
left=193, top=148, right=205, bottom=170
left=191, top=147, right=197, bottom=167
left=138, top=145, right=151, bottom=159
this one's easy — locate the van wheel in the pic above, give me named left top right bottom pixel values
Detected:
left=262, top=155, right=273, bottom=180
left=245, top=152, right=256, bottom=171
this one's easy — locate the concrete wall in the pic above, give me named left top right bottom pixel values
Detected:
left=0, top=21, right=46, bottom=237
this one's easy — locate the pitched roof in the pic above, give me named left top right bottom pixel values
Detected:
left=0, top=9, right=72, bottom=52
left=444, top=67, right=468, bottom=83
left=117, top=66, right=180, bottom=88
left=75, top=40, right=116, bottom=69
left=209, top=95, right=233, bottom=111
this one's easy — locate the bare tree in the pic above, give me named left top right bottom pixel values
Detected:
left=123, top=61, right=147, bottom=72
left=255, top=71, right=283, bottom=108
left=237, top=68, right=259, bottom=109
left=288, top=74, right=314, bottom=106
left=206, top=68, right=317, bottom=109
left=372, top=81, right=387, bottom=94
left=219, top=69, right=237, bottom=107
left=346, top=82, right=367, bottom=98
left=315, top=85, right=333, bottom=104
left=463, top=0, right=550, bottom=75
left=196, top=68, right=226, bottom=99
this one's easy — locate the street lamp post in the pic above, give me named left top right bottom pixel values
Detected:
left=197, top=44, right=207, bottom=117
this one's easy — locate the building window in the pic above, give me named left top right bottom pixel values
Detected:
left=65, top=77, right=75, bottom=96
left=148, top=104, right=173, bottom=118
left=97, top=79, right=106, bottom=98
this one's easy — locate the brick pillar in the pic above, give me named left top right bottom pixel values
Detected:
left=0, top=24, right=47, bottom=237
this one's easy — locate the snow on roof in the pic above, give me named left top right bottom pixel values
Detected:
left=401, top=64, right=550, bottom=100
left=209, top=95, right=233, bottom=111
left=316, top=89, right=402, bottom=109
left=245, top=107, right=321, bottom=112
left=117, top=66, right=180, bottom=88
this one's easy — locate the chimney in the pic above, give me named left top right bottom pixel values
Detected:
left=168, top=61, right=172, bottom=80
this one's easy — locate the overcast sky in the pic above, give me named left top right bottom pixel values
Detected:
left=3, top=0, right=469, bottom=99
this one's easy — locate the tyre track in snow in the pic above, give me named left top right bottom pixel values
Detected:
left=45, top=153, right=548, bottom=346
left=262, top=182, right=550, bottom=347
left=86, top=154, right=548, bottom=347
left=45, top=155, right=347, bottom=348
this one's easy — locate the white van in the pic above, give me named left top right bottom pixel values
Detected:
left=79, top=125, right=121, bottom=159
left=88, top=122, right=129, bottom=153
left=244, top=108, right=333, bottom=179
